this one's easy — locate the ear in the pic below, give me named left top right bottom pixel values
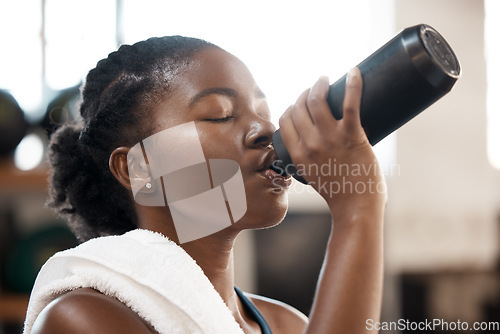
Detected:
left=109, top=147, right=133, bottom=190
left=110, top=145, right=165, bottom=206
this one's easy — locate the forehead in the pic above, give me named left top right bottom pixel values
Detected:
left=150, top=48, right=262, bottom=130
left=174, top=47, right=259, bottom=97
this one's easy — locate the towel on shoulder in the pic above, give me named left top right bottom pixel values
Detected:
left=23, top=229, right=244, bottom=334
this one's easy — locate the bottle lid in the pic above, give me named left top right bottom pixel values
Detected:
left=421, top=25, right=461, bottom=78
left=404, top=24, right=461, bottom=91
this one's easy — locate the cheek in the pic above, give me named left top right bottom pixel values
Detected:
left=197, top=126, right=243, bottom=159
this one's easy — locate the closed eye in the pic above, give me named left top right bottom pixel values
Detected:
left=204, top=116, right=235, bottom=123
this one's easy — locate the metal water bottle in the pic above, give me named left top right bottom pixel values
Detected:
left=271, top=24, right=461, bottom=184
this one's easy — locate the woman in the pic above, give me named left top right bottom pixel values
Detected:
left=24, top=36, right=386, bottom=333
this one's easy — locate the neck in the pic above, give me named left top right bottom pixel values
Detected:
left=183, top=231, right=238, bottom=304
left=136, top=206, right=242, bottom=313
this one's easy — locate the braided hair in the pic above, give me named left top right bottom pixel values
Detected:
left=47, top=36, right=217, bottom=242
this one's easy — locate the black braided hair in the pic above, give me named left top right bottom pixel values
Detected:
left=47, top=36, right=217, bottom=242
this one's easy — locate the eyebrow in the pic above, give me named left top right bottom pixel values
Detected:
left=189, top=87, right=238, bottom=107
left=189, top=87, right=266, bottom=107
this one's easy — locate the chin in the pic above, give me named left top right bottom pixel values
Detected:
left=233, top=190, right=289, bottom=231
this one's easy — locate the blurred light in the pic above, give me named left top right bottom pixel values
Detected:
left=14, top=134, right=44, bottom=171
left=45, top=0, right=116, bottom=90
left=0, top=0, right=43, bottom=116
left=9, top=87, right=43, bottom=117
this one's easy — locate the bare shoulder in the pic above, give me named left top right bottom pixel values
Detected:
left=247, top=292, right=308, bottom=334
left=31, top=288, right=156, bottom=334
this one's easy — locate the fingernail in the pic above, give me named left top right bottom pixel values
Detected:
left=314, top=75, right=328, bottom=87
left=346, top=68, right=358, bottom=84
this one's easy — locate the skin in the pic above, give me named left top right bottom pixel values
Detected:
left=32, top=47, right=386, bottom=334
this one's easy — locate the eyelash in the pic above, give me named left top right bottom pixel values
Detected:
left=205, top=116, right=234, bottom=123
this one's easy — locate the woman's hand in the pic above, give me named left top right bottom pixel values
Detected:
left=278, top=68, right=387, bottom=220
left=279, top=68, right=387, bottom=334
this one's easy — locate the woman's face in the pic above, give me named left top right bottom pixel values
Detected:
left=149, top=47, right=290, bottom=231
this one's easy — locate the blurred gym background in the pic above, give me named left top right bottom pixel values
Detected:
left=0, top=0, right=499, bottom=333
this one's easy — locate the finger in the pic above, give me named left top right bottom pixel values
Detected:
left=290, top=88, right=315, bottom=140
left=342, top=67, right=363, bottom=134
left=278, top=105, right=301, bottom=154
left=307, top=76, right=335, bottom=128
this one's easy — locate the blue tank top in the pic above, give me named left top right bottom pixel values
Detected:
left=234, top=287, right=272, bottom=334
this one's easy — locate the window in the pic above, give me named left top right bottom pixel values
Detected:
left=44, top=0, right=116, bottom=90
left=0, top=0, right=42, bottom=115
left=0, top=0, right=395, bottom=171
left=0, top=0, right=116, bottom=118
left=485, top=0, right=500, bottom=169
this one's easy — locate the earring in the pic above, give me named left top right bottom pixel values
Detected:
left=145, top=182, right=152, bottom=189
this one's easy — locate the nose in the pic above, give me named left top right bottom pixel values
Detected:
left=244, top=116, right=276, bottom=149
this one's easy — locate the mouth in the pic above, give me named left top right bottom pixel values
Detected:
left=257, top=149, right=292, bottom=188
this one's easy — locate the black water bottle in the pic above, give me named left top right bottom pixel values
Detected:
left=272, top=24, right=461, bottom=184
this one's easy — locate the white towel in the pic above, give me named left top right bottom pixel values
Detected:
left=23, top=229, right=245, bottom=334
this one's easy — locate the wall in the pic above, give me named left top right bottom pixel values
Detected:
left=386, top=0, right=499, bottom=273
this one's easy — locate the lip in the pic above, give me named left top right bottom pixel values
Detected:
left=257, top=149, right=278, bottom=172
left=262, top=168, right=292, bottom=188
left=256, top=149, right=292, bottom=189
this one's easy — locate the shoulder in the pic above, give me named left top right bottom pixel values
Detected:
left=247, top=293, right=309, bottom=334
left=31, top=288, right=156, bottom=334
